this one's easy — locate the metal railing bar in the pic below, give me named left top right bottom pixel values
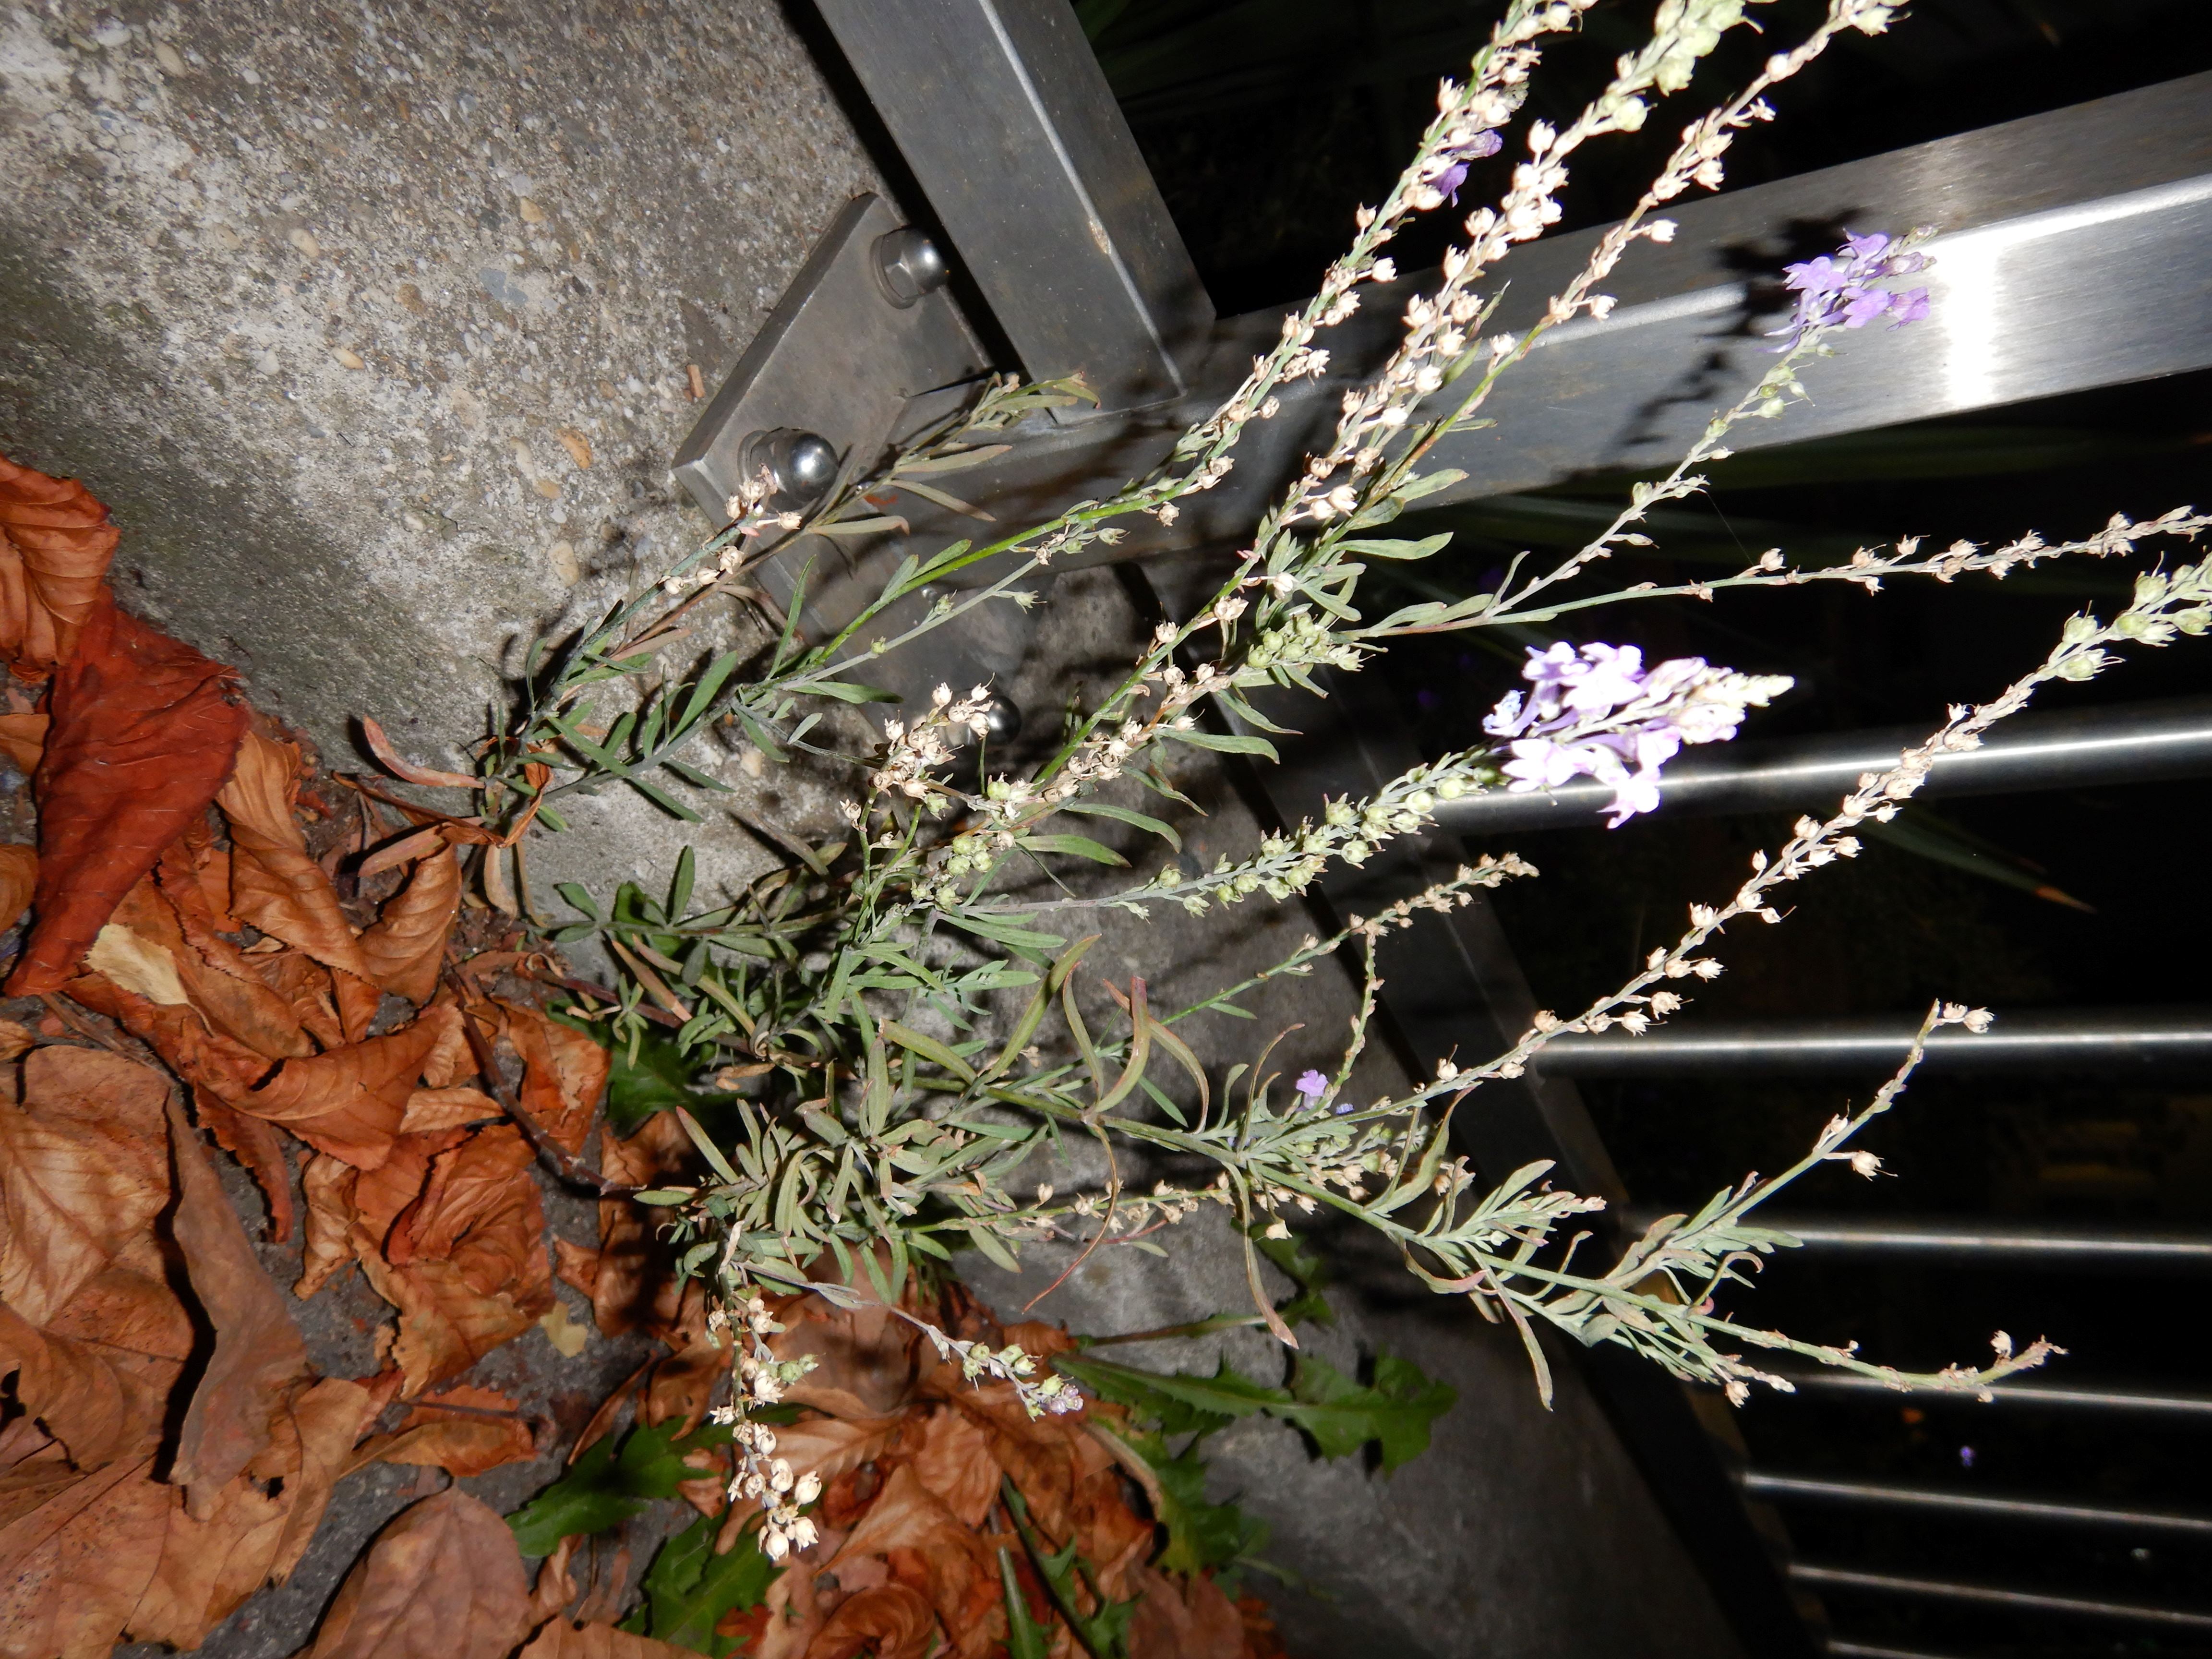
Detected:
left=1627, top=1214, right=2212, bottom=1269
left=1787, top=1564, right=2212, bottom=1631
left=1771, top=1373, right=2212, bottom=1419
left=1744, top=1472, right=2212, bottom=1536
left=1433, top=697, right=2212, bottom=834
left=1534, top=1006, right=2212, bottom=1076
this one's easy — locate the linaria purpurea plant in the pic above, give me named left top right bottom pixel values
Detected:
left=367, top=0, right=2210, bottom=1511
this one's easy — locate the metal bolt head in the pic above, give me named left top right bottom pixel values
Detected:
left=980, top=693, right=1021, bottom=745
left=739, top=427, right=840, bottom=510
left=873, top=226, right=949, bottom=309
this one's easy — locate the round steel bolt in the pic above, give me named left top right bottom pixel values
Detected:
left=738, top=427, right=840, bottom=509
left=980, top=693, right=1022, bottom=745
left=873, top=226, right=949, bottom=308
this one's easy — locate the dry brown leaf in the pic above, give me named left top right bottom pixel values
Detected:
left=6, top=592, right=250, bottom=995
left=503, top=1000, right=609, bottom=1155
left=367, top=1125, right=553, bottom=1395
left=519, top=1618, right=699, bottom=1659
left=217, top=733, right=375, bottom=982
left=192, top=1092, right=298, bottom=1242
left=775, top=1295, right=919, bottom=1419
left=296, top=1154, right=359, bottom=1298
left=807, top=1583, right=938, bottom=1659
left=825, top=1463, right=1000, bottom=1659
left=400, top=1083, right=501, bottom=1135
left=0, top=713, right=46, bottom=776
left=85, top=920, right=190, bottom=1004
left=61, top=969, right=277, bottom=1111
left=358, top=843, right=460, bottom=1004
left=290, top=1489, right=532, bottom=1659
left=0, top=1447, right=171, bottom=1659
left=591, top=1112, right=693, bottom=1338
left=152, top=844, right=316, bottom=1058
left=167, top=1094, right=314, bottom=1514
left=242, top=1002, right=462, bottom=1168
left=352, top=1383, right=537, bottom=1479
left=0, top=846, right=33, bottom=936
left=0, top=1021, right=31, bottom=1064
left=908, top=1407, right=998, bottom=1529
left=552, top=1237, right=601, bottom=1299
left=0, top=452, right=120, bottom=677
left=1125, top=1564, right=1248, bottom=1659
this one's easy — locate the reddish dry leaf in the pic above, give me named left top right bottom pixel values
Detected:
left=400, top=1084, right=501, bottom=1135
left=296, top=1153, right=359, bottom=1298
left=192, top=1091, right=298, bottom=1243
left=503, top=1000, right=609, bottom=1155
left=0, top=845, right=32, bottom=935
left=827, top=1463, right=1001, bottom=1659
left=216, top=732, right=374, bottom=982
left=167, top=1094, right=314, bottom=1515
left=552, top=1237, right=601, bottom=1300
left=292, top=1489, right=531, bottom=1659
left=353, top=1383, right=538, bottom=1479
left=153, top=843, right=315, bottom=1058
left=517, top=1621, right=695, bottom=1659
left=366, top=1125, right=553, bottom=1395
left=251, top=949, right=350, bottom=1050
left=908, top=1407, right=998, bottom=1529
left=0, top=712, right=46, bottom=776
left=808, top=1583, right=938, bottom=1659
left=0, top=1448, right=170, bottom=1659
left=242, top=1002, right=462, bottom=1169
left=6, top=592, right=250, bottom=994
left=0, top=452, right=119, bottom=678
left=63, top=970, right=277, bottom=1109
left=591, top=1113, right=693, bottom=1338
left=357, top=843, right=460, bottom=1004
left=1125, top=1564, right=1248, bottom=1659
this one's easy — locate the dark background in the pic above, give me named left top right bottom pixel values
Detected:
left=1082, top=3, right=2212, bottom=1654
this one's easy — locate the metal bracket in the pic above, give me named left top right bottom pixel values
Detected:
left=670, top=193, right=1064, bottom=718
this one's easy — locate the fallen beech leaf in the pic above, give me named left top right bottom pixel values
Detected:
left=0, top=452, right=120, bottom=676
left=167, top=1095, right=314, bottom=1514
left=518, top=1619, right=695, bottom=1659
left=909, top=1407, right=998, bottom=1528
left=503, top=1002, right=609, bottom=1155
left=810, top=1583, right=938, bottom=1659
left=153, top=843, right=314, bottom=1059
left=0, top=845, right=34, bottom=935
left=216, top=733, right=374, bottom=983
left=251, top=949, right=349, bottom=1050
left=823, top=1463, right=999, bottom=1659
left=361, top=716, right=483, bottom=791
left=400, top=1084, right=501, bottom=1135
left=371, top=1125, right=553, bottom=1394
left=296, top=1154, right=358, bottom=1298
left=358, top=844, right=460, bottom=1004
left=1126, top=1563, right=1247, bottom=1659
left=591, top=1113, right=693, bottom=1338
left=0, top=1445, right=172, bottom=1656
left=291, top=1489, right=531, bottom=1659
left=6, top=593, right=249, bottom=994
left=0, top=1019, right=32, bottom=1062
left=85, top=920, right=190, bottom=1005
left=62, top=970, right=278, bottom=1110
left=551, top=1238, right=600, bottom=1300
left=193, top=1092, right=298, bottom=1241
left=242, top=1003, right=462, bottom=1169
left=352, top=1383, right=537, bottom=1478
left=358, top=823, right=448, bottom=880
left=0, top=712, right=47, bottom=776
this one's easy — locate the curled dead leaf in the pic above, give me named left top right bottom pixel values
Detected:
left=242, top=1003, right=463, bottom=1169
left=0, top=844, right=34, bottom=935
left=350, top=1383, right=538, bottom=1479
left=358, top=843, right=461, bottom=1004
left=0, top=711, right=47, bottom=776
left=0, top=452, right=120, bottom=677
left=290, top=1489, right=532, bottom=1659
left=216, top=732, right=375, bottom=983
left=6, top=593, right=250, bottom=995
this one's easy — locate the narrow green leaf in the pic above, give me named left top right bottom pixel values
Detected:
left=1016, top=833, right=1129, bottom=867
left=1060, top=800, right=1180, bottom=852
left=880, top=1019, right=977, bottom=1083
left=1159, top=727, right=1279, bottom=761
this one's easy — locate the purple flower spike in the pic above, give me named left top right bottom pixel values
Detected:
left=1294, top=1069, right=1329, bottom=1108
left=1773, top=228, right=1932, bottom=350
left=1485, top=644, right=1792, bottom=827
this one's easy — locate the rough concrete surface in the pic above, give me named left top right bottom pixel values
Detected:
left=3, top=4, right=1746, bottom=1656
left=0, top=0, right=879, bottom=907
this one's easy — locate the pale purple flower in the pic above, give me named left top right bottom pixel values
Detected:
left=1485, top=643, right=1792, bottom=827
left=1294, top=1069, right=1329, bottom=1109
left=1773, top=229, right=1931, bottom=349
left=1427, top=130, right=1502, bottom=204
